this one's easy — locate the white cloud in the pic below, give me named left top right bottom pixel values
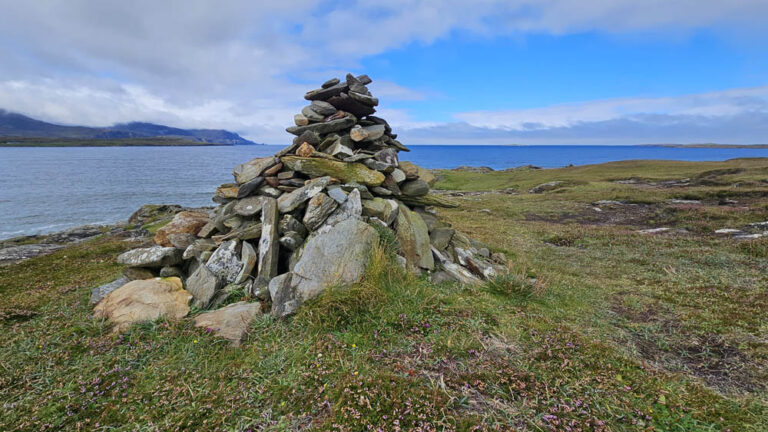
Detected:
left=454, top=85, right=768, bottom=130
left=0, top=1, right=766, bottom=143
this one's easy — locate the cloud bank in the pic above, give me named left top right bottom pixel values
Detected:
left=0, top=1, right=766, bottom=144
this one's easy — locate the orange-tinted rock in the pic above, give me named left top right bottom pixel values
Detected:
left=154, top=211, right=210, bottom=247
left=93, top=277, right=191, bottom=333
left=296, top=142, right=316, bottom=157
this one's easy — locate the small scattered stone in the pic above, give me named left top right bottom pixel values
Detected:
left=294, top=113, right=309, bottom=126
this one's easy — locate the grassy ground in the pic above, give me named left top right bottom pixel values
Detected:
left=1, top=158, right=767, bottom=431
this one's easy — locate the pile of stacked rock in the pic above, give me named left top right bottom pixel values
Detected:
left=101, top=74, right=507, bottom=326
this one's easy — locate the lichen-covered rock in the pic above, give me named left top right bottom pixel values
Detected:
left=429, top=227, right=455, bottom=251
left=93, top=277, right=191, bottom=333
left=236, top=241, right=257, bottom=284
left=206, top=240, right=242, bottom=283
left=432, top=247, right=481, bottom=285
left=362, top=198, right=399, bottom=226
left=234, top=196, right=268, bottom=217
left=193, top=301, right=263, bottom=346
left=123, top=267, right=156, bottom=281
left=167, top=233, right=198, bottom=250
left=272, top=219, right=378, bottom=317
left=282, top=156, right=384, bottom=186
left=400, top=179, right=430, bottom=197
left=254, top=198, right=279, bottom=294
left=398, top=193, right=460, bottom=208
left=323, top=189, right=362, bottom=227
left=117, top=246, right=182, bottom=268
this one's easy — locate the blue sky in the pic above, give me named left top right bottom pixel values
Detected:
left=0, top=0, right=767, bottom=144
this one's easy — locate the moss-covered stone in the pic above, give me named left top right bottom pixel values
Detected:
left=282, top=156, right=385, bottom=186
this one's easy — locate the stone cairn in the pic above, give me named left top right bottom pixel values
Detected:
left=105, top=74, right=507, bottom=325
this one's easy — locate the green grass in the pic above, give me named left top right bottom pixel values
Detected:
left=2, top=158, right=768, bottom=430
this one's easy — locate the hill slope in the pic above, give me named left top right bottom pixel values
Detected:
left=0, top=110, right=258, bottom=145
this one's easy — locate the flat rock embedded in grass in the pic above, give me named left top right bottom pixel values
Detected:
left=193, top=301, right=263, bottom=346
left=93, top=277, right=191, bottom=333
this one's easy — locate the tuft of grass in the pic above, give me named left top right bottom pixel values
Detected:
left=295, top=243, right=410, bottom=330
left=484, top=267, right=549, bottom=301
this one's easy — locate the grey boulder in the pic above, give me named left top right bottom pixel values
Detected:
left=272, top=219, right=378, bottom=318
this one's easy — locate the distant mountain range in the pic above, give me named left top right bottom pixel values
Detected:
left=0, top=110, right=259, bottom=146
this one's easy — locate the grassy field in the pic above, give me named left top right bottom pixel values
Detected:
left=1, top=158, right=767, bottom=431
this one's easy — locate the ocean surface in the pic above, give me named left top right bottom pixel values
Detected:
left=2, top=144, right=768, bottom=239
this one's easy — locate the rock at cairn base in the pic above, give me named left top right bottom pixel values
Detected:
left=93, top=277, right=192, bottom=333
left=105, top=73, right=504, bottom=326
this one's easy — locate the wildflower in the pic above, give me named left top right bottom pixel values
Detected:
left=352, top=344, right=356, bottom=348
left=354, top=371, right=359, bottom=376
left=193, top=339, right=198, bottom=344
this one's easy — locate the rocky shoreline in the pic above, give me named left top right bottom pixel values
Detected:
left=0, top=204, right=208, bottom=266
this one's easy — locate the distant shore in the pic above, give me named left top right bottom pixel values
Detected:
left=0, top=137, right=265, bottom=147
left=645, top=143, right=768, bottom=149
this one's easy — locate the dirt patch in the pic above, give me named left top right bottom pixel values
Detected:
left=525, top=203, right=662, bottom=228
left=610, top=295, right=765, bottom=395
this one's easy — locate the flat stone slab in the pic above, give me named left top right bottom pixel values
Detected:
left=193, top=301, right=263, bottom=346
left=117, top=246, right=183, bottom=268
left=154, top=211, right=210, bottom=247
left=282, top=156, right=384, bottom=186
left=0, top=244, right=65, bottom=266
left=90, top=276, right=130, bottom=304
left=395, top=203, right=434, bottom=271
left=293, top=219, right=379, bottom=302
